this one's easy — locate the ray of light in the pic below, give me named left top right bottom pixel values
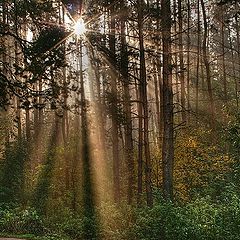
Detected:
left=26, top=28, right=33, bottom=42
left=74, top=18, right=86, bottom=36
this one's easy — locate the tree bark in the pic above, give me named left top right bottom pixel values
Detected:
left=161, top=0, right=174, bottom=200
left=221, top=6, right=227, bottom=102
left=120, top=0, right=134, bottom=204
left=200, top=0, right=215, bottom=127
left=109, top=3, right=120, bottom=203
left=196, top=0, right=201, bottom=116
left=138, top=0, right=153, bottom=207
left=178, top=0, right=186, bottom=123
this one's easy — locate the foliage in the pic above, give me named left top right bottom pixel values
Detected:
left=57, top=215, right=99, bottom=240
left=227, top=113, right=240, bottom=156
left=0, top=206, right=44, bottom=235
left=225, top=113, right=240, bottom=185
left=133, top=194, right=240, bottom=240
left=0, top=0, right=67, bottom=110
left=99, top=202, right=135, bottom=240
left=0, top=139, right=28, bottom=204
left=1, top=193, right=240, bottom=240
left=174, top=126, right=233, bottom=201
left=14, top=0, right=55, bottom=21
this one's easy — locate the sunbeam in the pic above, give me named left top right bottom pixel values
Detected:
left=74, top=18, right=86, bottom=36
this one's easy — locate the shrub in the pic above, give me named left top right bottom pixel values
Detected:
left=0, top=206, right=44, bottom=235
left=134, top=202, right=189, bottom=240
left=59, top=214, right=99, bottom=240
left=99, top=202, right=135, bottom=240
left=133, top=195, right=240, bottom=240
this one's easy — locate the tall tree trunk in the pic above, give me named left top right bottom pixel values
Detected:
left=156, top=0, right=163, bottom=144
left=229, top=28, right=238, bottom=108
left=178, top=0, right=186, bottom=123
left=138, top=0, right=153, bottom=206
left=196, top=0, right=201, bottom=116
left=120, top=0, right=134, bottom=204
left=235, top=12, right=240, bottom=108
left=61, top=5, right=70, bottom=191
left=186, top=0, right=191, bottom=122
left=25, top=105, right=31, bottom=140
left=137, top=82, right=143, bottom=204
left=14, top=1, right=21, bottom=139
left=200, top=0, right=215, bottom=127
left=154, top=63, right=161, bottom=147
left=221, top=6, right=227, bottom=102
left=173, top=0, right=180, bottom=123
left=1, top=1, right=9, bottom=143
left=109, top=3, right=120, bottom=203
left=161, top=0, right=174, bottom=200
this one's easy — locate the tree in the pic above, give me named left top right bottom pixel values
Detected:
left=161, top=0, right=174, bottom=200
left=200, top=0, right=215, bottom=127
left=138, top=0, right=153, bottom=206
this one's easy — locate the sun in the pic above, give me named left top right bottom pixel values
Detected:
left=74, top=18, right=86, bottom=36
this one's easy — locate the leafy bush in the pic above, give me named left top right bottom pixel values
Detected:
left=1, top=193, right=240, bottom=240
left=133, top=195, right=240, bottom=240
left=99, top=202, right=135, bottom=240
left=0, top=139, right=27, bottom=205
left=57, top=214, right=99, bottom=240
left=134, top=202, right=188, bottom=240
left=0, top=206, right=44, bottom=235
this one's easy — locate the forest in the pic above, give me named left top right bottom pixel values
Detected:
left=1, top=0, right=240, bottom=239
